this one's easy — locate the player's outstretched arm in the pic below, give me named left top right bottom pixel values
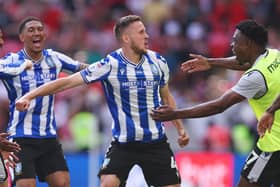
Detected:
left=151, top=90, right=246, bottom=121
left=16, top=72, right=85, bottom=111
left=181, top=54, right=250, bottom=73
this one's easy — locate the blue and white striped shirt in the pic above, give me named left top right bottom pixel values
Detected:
left=80, top=49, right=169, bottom=143
left=0, top=49, right=80, bottom=138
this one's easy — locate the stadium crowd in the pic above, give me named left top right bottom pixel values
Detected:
left=1, top=0, right=280, bottom=154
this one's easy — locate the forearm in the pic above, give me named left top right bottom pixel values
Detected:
left=172, top=119, right=185, bottom=134
left=176, top=100, right=226, bottom=119
left=266, top=95, right=280, bottom=114
left=163, top=92, right=185, bottom=131
left=23, top=77, right=73, bottom=100
left=208, top=56, right=250, bottom=70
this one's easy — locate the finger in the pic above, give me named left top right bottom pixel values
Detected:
left=180, top=65, right=191, bottom=72
left=0, top=133, right=10, bottom=138
left=150, top=112, right=158, bottom=119
left=268, top=124, right=272, bottom=133
left=186, top=69, right=198, bottom=73
left=9, top=145, right=21, bottom=152
left=17, top=102, right=27, bottom=111
left=4, top=160, right=14, bottom=168
left=10, top=153, right=19, bottom=161
left=151, top=115, right=162, bottom=121
left=178, top=140, right=187, bottom=147
left=181, top=64, right=194, bottom=72
left=24, top=103, right=29, bottom=109
left=6, top=159, right=16, bottom=168
left=181, top=59, right=196, bottom=66
left=189, top=53, right=199, bottom=59
left=257, top=127, right=266, bottom=137
left=257, top=130, right=263, bottom=137
left=3, top=143, right=21, bottom=152
left=151, top=109, right=162, bottom=114
left=156, top=105, right=169, bottom=109
left=151, top=113, right=162, bottom=118
left=152, top=107, right=167, bottom=113
left=15, top=102, right=21, bottom=110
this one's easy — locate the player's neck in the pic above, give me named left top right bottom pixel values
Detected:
left=121, top=48, right=141, bottom=65
left=23, top=48, right=43, bottom=62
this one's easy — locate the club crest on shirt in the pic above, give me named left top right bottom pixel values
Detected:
left=120, top=68, right=126, bottom=75
left=45, top=57, right=56, bottom=68
left=151, top=64, right=159, bottom=75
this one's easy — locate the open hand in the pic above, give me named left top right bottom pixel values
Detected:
left=151, top=105, right=178, bottom=121
left=0, top=133, right=21, bottom=152
left=181, top=54, right=210, bottom=73
left=257, top=112, right=274, bottom=138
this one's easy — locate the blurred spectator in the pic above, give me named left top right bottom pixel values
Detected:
left=231, top=124, right=254, bottom=155
left=203, top=122, right=232, bottom=152
left=69, top=111, right=100, bottom=152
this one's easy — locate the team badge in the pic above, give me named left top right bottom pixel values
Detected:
left=45, top=57, right=56, bottom=68
left=151, top=64, right=159, bottom=75
left=120, top=68, right=125, bottom=75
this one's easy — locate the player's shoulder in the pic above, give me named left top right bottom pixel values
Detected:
left=1, top=50, right=26, bottom=63
left=108, top=48, right=121, bottom=58
left=43, top=48, right=71, bottom=57
left=145, top=49, right=158, bottom=57
left=106, top=48, right=122, bottom=63
left=43, top=48, right=59, bottom=57
left=2, top=52, right=17, bottom=59
left=145, top=49, right=167, bottom=64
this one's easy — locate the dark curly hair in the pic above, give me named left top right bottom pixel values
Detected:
left=236, top=19, right=268, bottom=48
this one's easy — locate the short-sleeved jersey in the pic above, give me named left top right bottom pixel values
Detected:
left=232, top=51, right=268, bottom=99
left=233, top=49, right=280, bottom=152
left=0, top=49, right=80, bottom=138
left=80, top=49, right=169, bottom=143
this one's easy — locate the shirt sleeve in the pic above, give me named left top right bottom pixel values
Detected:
left=80, top=57, right=111, bottom=84
left=0, top=57, right=30, bottom=78
left=54, top=51, right=81, bottom=73
left=156, top=53, right=170, bottom=87
left=231, top=70, right=267, bottom=99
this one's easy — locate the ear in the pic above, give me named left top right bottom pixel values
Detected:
left=19, top=33, right=24, bottom=42
left=122, top=33, right=130, bottom=44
